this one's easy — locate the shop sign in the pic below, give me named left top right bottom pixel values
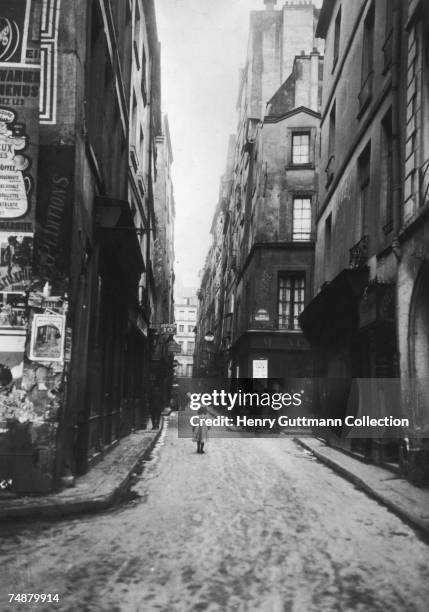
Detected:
left=161, top=323, right=176, bottom=335
left=252, top=358, right=268, bottom=379
left=35, top=146, right=74, bottom=277
left=167, top=340, right=182, bottom=355
left=254, top=309, right=269, bottom=322
left=29, top=313, right=65, bottom=362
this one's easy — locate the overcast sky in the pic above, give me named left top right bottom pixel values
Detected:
left=155, top=0, right=322, bottom=290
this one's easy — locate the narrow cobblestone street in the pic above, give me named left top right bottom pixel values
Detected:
left=2, top=413, right=429, bottom=612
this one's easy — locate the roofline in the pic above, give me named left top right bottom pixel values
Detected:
left=264, top=106, right=321, bottom=123
left=315, top=0, right=335, bottom=38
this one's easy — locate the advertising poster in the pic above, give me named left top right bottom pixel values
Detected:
left=0, top=327, right=26, bottom=380
left=29, top=313, right=65, bottom=362
left=0, top=0, right=39, bottom=234
left=0, top=231, right=32, bottom=291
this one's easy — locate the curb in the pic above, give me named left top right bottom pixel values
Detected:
left=295, top=437, right=429, bottom=538
left=0, top=418, right=165, bottom=523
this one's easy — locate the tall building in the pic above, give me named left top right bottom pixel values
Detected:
left=395, top=0, right=429, bottom=483
left=195, top=0, right=323, bottom=379
left=174, top=295, right=197, bottom=378
left=0, top=0, right=174, bottom=493
left=299, top=0, right=406, bottom=465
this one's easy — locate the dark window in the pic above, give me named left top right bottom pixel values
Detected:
left=324, top=213, right=332, bottom=276
left=329, top=103, right=336, bottom=157
left=361, top=4, right=374, bottom=97
left=333, top=7, right=341, bottom=68
left=381, top=109, right=393, bottom=232
left=292, top=132, right=310, bottom=164
left=358, top=144, right=371, bottom=238
left=133, top=2, right=141, bottom=69
left=292, top=198, right=312, bottom=241
left=326, top=102, right=336, bottom=187
left=278, top=276, right=305, bottom=331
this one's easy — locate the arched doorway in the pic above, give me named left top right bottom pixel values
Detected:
left=409, top=261, right=429, bottom=431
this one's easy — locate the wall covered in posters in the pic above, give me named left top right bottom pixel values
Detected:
left=0, top=0, right=46, bottom=492
left=0, top=0, right=40, bottom=378
left=0, top=0, right=71, bottom=493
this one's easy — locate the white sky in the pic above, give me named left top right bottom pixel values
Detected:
left=156, top=0, right=322, bottom=289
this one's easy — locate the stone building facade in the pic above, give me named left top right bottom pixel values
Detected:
left=300, top=0, right=404, bottom=459
left=195, top=0, right=323, bottom=380
left=0, top=0, right=174, bottom=493
left=299, top=0, right=429, bottom=482
left=396, top=0, right=429, bottom=483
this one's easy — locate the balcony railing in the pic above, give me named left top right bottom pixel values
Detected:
left=349, top=235, right=369, bottom=269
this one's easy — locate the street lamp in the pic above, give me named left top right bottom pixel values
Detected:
left=204, top=331, right=215, bottom=343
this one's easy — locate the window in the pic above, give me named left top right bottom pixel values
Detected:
left=381, top=109, right=393, bottom=232
left=292, top=198, right=312, bottom=241
left=359, top=4, right=374, bottom=112
left=291, top=133, right=310, bottom=164
left=187, top=342, right=195, bottom=355
left=133, top=2, right=141, bottom=70
left=358, top=144, right=371, bottom=239
left=328, top=103, right=336, bottom=157
left=178, top=325, right=185, bottom=333
left=188, top=325, right=194, bottom=333
left=324, top=214, right=332, bottom=277
left=278, top=275, right=305, bottom=331
left=326, top=102, right=336, bottom=187
left=333, top=7, right=341, bottom=69
left=139, top=126, right=144, bottom=156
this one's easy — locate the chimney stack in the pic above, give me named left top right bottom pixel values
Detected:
left=264, top=0, right=277, bottom=10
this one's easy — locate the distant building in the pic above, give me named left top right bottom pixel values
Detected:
left=174, top=295, right=198, bottom=377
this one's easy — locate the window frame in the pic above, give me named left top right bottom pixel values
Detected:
left=292, top=196, right=313, bottom=241
left=333, top=6, right=341, bottom=70
left=277, top=274, right=306, bottom=331
left=291, top=131, right=311, bottom=166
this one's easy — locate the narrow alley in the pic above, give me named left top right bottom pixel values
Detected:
left=2, top=413, right=429, bottom=612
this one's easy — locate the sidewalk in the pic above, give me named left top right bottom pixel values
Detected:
left=0, top=421, right=164, bottom=522
left=296, top=437, right=429, bottom=537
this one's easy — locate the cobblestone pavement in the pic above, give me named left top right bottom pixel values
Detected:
left=2, top=413, right=429, bottom=612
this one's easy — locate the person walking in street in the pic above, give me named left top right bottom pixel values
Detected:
left=192, top=406, right=209, bottom=453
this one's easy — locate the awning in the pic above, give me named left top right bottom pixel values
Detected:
left=299, top=268, right=369, bottom=346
